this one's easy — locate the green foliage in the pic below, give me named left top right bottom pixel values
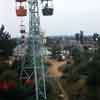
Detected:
left=61, top=44, right=100, bottom=99
left=71, top=44, right=100, bottom=99
left=75, top=33, right=80, bottom=42
left=50, top=48, right=61, bottom=59
left=0, top=25, right=11, bottom=40
left=0, top=70, right=17, bottom=81
left=93, top=33, right=99, bottom=41
left=71, top=47, right=82, bottom=64
left=0, top=24, right=17, bottom=57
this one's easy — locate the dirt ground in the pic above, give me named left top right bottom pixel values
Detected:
left=47, top=59, right=66, bottom=77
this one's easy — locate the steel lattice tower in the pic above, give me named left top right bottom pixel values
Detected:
left=16, top=0, right=54, bottom=100
left=19, top=0, right=47, bottom=100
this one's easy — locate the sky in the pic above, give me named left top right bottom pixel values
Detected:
left=0, top=0, right=100, bottom=37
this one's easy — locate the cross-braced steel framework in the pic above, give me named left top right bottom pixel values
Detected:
left=19, top=0, right=47, bottom=100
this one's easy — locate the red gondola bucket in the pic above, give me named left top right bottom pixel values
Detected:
left=16, top=6, right=27, bottom=16
left=16, top=0, right=27, bottom=2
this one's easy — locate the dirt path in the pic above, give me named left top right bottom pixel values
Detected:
left=47, top=59, right=66, bottom=77
left=47, top=59, right=69, bottom=100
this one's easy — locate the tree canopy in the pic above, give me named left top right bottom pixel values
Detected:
left=0, top=25, right=17, bottom=57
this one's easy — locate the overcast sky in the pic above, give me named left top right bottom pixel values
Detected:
left=0, top=0, right=100, bottom=37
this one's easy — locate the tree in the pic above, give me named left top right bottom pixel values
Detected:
left=49, top=47, right=61, bottom=59
left=71, top=47, right=82, bottom=65
left=86, top=38, right=100, bottom=99
left=0, top=25, right=11, bottom=40
left=93, top=33, right=99, bottom=41
left=0, top=25, right=38, bottom=100
left=58, top=35, right=100, bottom=100
left=0, top=25, right=19, bottom=99
left=0, top=25, right=17, bottom=57
left=75, top=33, right=80, bottom=42
left=80, top=30, right=84, bottom=44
